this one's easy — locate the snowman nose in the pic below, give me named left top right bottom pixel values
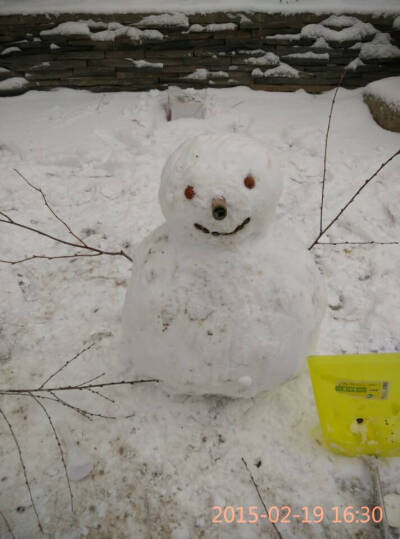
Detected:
left=212, top=197, right=227, bottom=220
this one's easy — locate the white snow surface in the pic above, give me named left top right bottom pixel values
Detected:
left=0, top=0, right=400, bottom=15
left=0, top=86, right=400, bottom=538
left=0, top=76, right=29, bottom=90
left=40, top=20, right=164, bottom=42
left=359, top=31, right=400, bottom=60
left=363, top=76, right=400, bottom=112
left=245, top=52, right=280, bottom=66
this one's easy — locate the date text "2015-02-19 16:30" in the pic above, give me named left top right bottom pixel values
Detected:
left=212, top=505, right=384, bottom=525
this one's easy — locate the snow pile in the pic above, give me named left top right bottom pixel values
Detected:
left=0, top=76, right=29, bottom=90
left=183, top=69, right=229, bottom=80
left=321, top=15, right=361, bottom=29
left=41, top=20, right=163, bottom=42
left=183, top=68, right=209, bottom=80
left=253, top=62, right=300, bottom=78
left=244, top=52, right=280, bottom=66
left=126, top=59, right=164, bottom=69
left=137, top=12, right=189, bottom=28
left=285, top=51, right=330, bottom=60
left=301, top=20, right=376, bottom=43
left=346, top=57, right=365, bottom=70
left=359, top=32, right=400, bottom=60
left=1, top=46, right=22, bottom=55
left=311, top=36, right=331, bottom=48
left=363, top=76, right=400, bottom=111
left=188, top=22, right=237, bottom=32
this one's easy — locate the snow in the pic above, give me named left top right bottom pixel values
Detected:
left=137, top=13, right=189, bottom=28
left=253, top=62, right=300, bottom=78
left=187, top=22, right=237, bottom=32
left=359, top=32, right=400, bottom=60
left=0, top=66, right=10, bottom=72
left=183, top=68, right=209, bottom=80
left=311, top=36, right=331, bottom=48
left=0, top=46, right=22, bottom=55
left=244, top=52, right=279, bottom=66
left=40, top=20, right=164, bottom=42
left=127, top=59, right=164, bottom=69
left=394, top=16, right=400, bottom=30
left=346, top=57, right=365, bottom=71
left=363, top=76, right=400, bottom=111
left=0, top=86, right=400, bottom=538
left=122, top=133, right=326, bottom=397
left=0, top=76, right=29, bottom=90
left=285, top=51, right=330, bottom=60
left=321, top=15, right=361, bottom=29
left=301, top=21, right=376, bottom=43
left=0, top=0, right=399, bottom=15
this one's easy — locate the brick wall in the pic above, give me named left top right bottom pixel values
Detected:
left=0, top=11, right=399, bottom=96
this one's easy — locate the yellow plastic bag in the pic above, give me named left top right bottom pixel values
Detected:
left=308, top=354, right=400, bottom=457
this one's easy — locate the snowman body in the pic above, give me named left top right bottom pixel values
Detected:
left=122, top=134, right=326, bottom=397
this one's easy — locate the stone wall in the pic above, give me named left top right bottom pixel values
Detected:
left=0, top=11, right=399, bottom=96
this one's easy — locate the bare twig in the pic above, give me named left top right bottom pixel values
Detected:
left=0, top=171, right=133, bottom=264
left=320, top=71, right=345, bottom=233
left=39, top=343, right=96, bottom=389
left=0, top=510, right=16, bottom=539
left=1, top=378, right=158, bottom=395
left=241, top=457, right=283, bottom=539
left=30, top=395, right=74, bottom=513
left=315, top=241, right=400, bottom=246
left=0, top=253, right=102, bottom=265
left=84, top=387, right=115, bottom=404
left=13, top=168, right=87, bottom=247
left=309, top=149, right=400, bottom=250
left=0, top=406, right=43, bottom=533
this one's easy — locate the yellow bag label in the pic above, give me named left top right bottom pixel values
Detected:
left=308, top=354, right=400, bottom=457
left=335, top=380, right=389, bottom=400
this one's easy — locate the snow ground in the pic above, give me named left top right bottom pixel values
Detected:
left=0, top=85, right=399, bottom=538
left=0, top=0, right=400, bottom=16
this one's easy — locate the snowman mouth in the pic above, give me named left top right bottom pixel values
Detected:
left=194, top=217, right=251, bottom=236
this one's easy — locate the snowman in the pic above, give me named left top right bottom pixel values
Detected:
left=122, top=133, right=326, bottom=398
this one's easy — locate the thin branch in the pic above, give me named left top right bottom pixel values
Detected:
left=315, top=241, right=400, bottom=246
left=48, top=391, right=133, bottom=420
left=84, top=387, right=115, bottom=404
left=0, top=406, right=43, bottom=533
left=76, top=372, right=106, bottom=387
left=309, top=149, right=400, bottom=250
left=30, top=395, right=74, bottom=513
left=0, top=510, right=16, bottom=539
left=13, top=168, right=87, bottom=247
left=241, top=457, right=283, bottom=539
left=2, top=378, right=158, bottom=394
left=0, top=253, right=102, bottom=265
left=0, top=215, right=132, bottom=262
left=320, top=71, right=345, bottom=233
left=39, top=343, right=95, bottom=389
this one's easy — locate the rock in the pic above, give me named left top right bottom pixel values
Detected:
left=363, top=76, right=400, bottom=132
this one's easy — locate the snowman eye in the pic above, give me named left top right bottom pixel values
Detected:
left=244, top=175, right=255, bottom=189
left=185, top=185, right=195, bottom=200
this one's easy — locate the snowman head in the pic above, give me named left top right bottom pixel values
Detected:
left=159, top=133, right=283, bottom=246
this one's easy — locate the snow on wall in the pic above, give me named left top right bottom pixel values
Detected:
left=0, top=10, right=399, bottom=96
